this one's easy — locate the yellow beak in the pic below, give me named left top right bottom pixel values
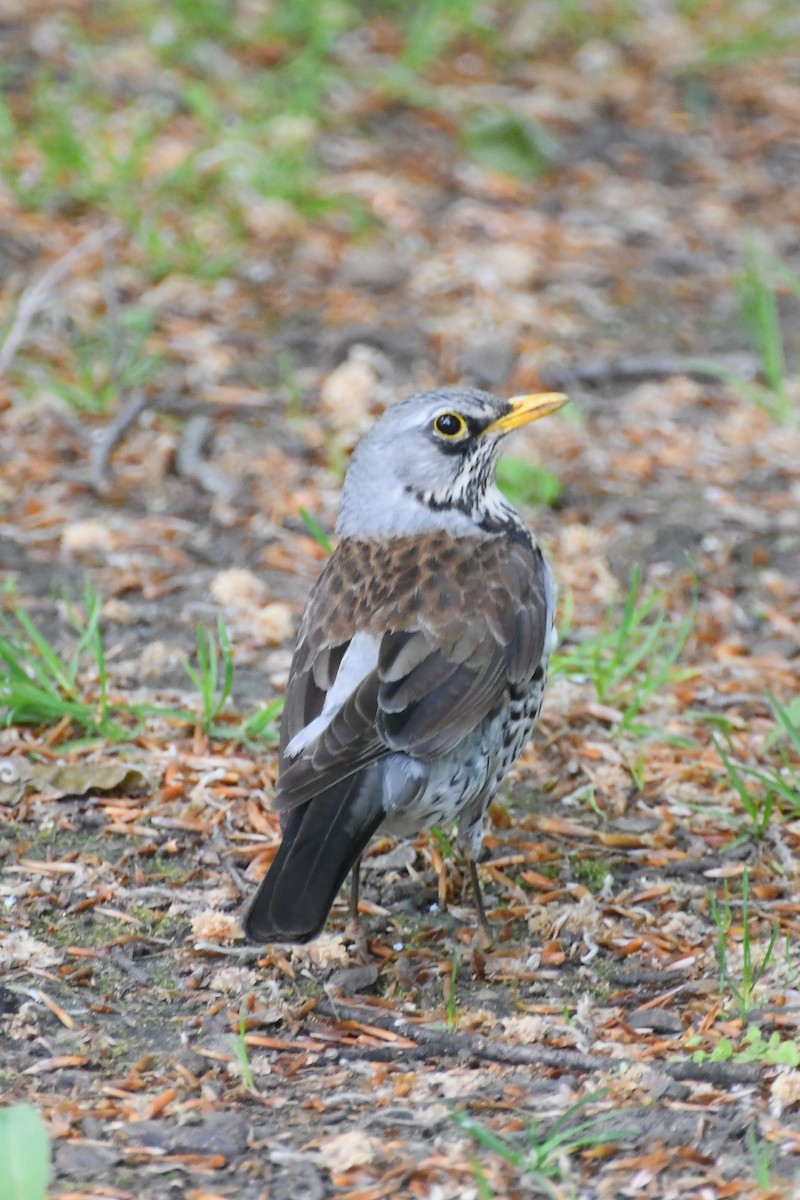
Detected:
left=482, top=391, right=568, bottom=436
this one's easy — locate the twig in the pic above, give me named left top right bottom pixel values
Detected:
left=176, top=413, right=236, bottom=497
left=766, top=822, right=798, bottom=879
left=192, top=942, right=271, bottom=962
left=318, top=1042, right=431, bottom=1063
left=88, top=235, right=156, bottom=492
left=311, top=998, right=763, bottom=1085
left=539, top=353, right=760, bottom=391
left=665, top=1061, right=761, bottom=1086
left=88, top=389, right=149, bottom=494
left=607, top=969, right=691, bottom=988
left=212, top=825, right=249, bottom=898
left=313, top=998, right=621, bottom=1073
left=0, top=227, right=111, bottom=379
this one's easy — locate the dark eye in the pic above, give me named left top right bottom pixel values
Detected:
left=433, top=411, right=467, bottom=439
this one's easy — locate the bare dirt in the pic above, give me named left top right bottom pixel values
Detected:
left=2, top=5, right=800, bottom=1199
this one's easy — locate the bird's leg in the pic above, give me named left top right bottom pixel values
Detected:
left=458, top=799, right=494, bottom=947
left=349, top=855, right=362, bottom=925
left=345, top=856, right=368, bottom=956
left=467, top=856, right=493, bottom=948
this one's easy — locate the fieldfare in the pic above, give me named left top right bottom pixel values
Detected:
left=244, top=386, right=567, bottom=944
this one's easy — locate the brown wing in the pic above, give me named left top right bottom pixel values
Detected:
left=275, top=532, right=550, bottom=812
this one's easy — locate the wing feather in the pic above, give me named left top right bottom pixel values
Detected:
left=274, top=532, right=551, bottom=813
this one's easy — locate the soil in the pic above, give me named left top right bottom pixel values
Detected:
left=2, top=6, right=800, bottom=1199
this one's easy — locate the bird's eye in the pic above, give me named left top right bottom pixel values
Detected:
left=433, top=411, right=467, bottom=440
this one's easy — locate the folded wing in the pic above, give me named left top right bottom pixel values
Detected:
left=275, top=532, right=550, bottom=812
left=244, top=531, right=551, bottom=943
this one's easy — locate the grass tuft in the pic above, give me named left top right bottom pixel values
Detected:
left=697, top=239, right=798, bottom=425
left=708, top=868, right=779, bottom=1020
left=553, top=566, right=697, bottom=736
left=0, top=587, right=281, bottom=747
left=1, top=584, right=128, bottom=739
left=182, top=617, right=235, bottom=733
left=230, top=999, right=255, bottom=1092
left=713, top=695, right=800, bottom=828
left=454, top=1089, right=633, bottom=1199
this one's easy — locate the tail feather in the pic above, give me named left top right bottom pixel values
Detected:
left=243, top=769, right=384, bottom=944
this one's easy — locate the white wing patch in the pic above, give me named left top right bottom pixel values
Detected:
left=284, top=631, right=380, bottom=759
left=543, top=558, right=557, bottom=653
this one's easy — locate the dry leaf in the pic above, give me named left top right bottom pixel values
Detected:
left=0, top=758, right=147, bottom=804
left=191, top=912, right=241, bottom=942
left=318, top=1129, right=380, bottom=1173
left=210, top=568, right=268, bottom=608
left=0, top=932, right=63, bottom=969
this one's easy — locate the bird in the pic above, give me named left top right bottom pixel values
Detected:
left=244, top=386, right=567, bottom=945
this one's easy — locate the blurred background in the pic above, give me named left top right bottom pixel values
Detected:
left=3, top=9, right=800, bottom=1195
left=1, top=0, right=799, bottom=705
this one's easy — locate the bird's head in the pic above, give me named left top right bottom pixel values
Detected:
left=336, top=386, right=567, bottom=539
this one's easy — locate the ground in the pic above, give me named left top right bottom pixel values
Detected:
left=1, top=2, right=800, bottom=1198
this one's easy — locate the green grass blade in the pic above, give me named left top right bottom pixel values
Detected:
left=0, top=1102, right=51, bottom=1200
left=714, top=737, right=758, bottom=813
left=452, top=1112, right=522, bottom=1167
left=769, top=693, right=800, bottom=756
left=217, top=615, right=234, bottom=713
left=544, top=1088, right=608, bottom=1138
left=10, top=609, right=76, bottom=694
left=469, top=1159, right=494, bottom=1200
left=299, top=507, right=334, bottom=555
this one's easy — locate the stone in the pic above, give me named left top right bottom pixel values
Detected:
left=55, top=1141, right=120, bottom=1177
left=341, top=246, right=409, bottom=292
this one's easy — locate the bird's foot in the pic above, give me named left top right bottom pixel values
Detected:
left=344, top=915, right=370, bottom=961
left=467, top=858, right=494, bottom=949
left=473, top=919, right=494, bottom=951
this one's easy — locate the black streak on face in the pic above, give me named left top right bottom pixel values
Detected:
left=430, top=411, right=502, bottom=455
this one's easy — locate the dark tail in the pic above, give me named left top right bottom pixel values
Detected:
left=243, top=770, right=384, bottom=944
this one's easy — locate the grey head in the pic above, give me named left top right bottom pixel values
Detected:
left=336, top=386, right=567, bottom=540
